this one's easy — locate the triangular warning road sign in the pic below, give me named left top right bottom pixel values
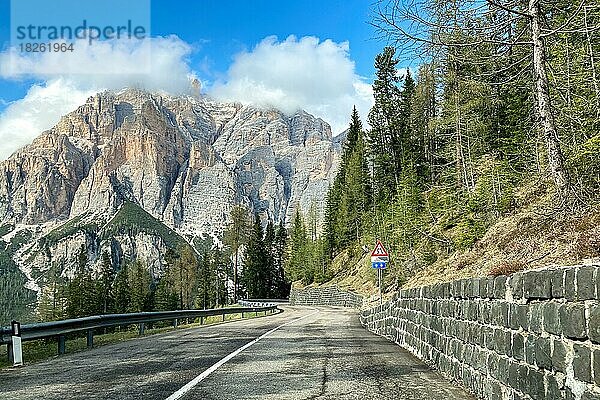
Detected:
left=371, top=240, right=389, bottom=257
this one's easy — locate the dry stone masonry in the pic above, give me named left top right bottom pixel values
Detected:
left=361, top=265, right=600, bottom=400
left=289, top=285, right=364, bottom=308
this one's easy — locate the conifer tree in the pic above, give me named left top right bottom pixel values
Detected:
left=66, top=245, right=97, bottom=318
left=242, top=214, right=268, bottom=299
left=195, top=250, right=215, bottom=309
left=286, top=210, right=311, bottom=284
left=128, top=261, right=152, bottom=312
left=172, top=246, right=198, bottom=309
left=263, top=220, right=276, bottom=296
left=97, top=251, right=115, bottom=314
left=223, top=205, right=251, bottom=302
left=367, top=47, right=403, bottom=203
left=113, top=263, right=131, bottom=314
left=273, top=222, right=290, bottom=298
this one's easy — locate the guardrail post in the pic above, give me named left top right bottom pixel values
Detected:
left=86, top=329, right=94, bottom=349
left=222, top=313, right=225, bottom=322
left=200, top=316, right=203, bottom=325
left=58, top=335, right=66, bottom=355
left=139, top=323, right=145, bottom=336
left=241, top=311, right=244, bottom=318
left=173, top=319, right=178, bottom=328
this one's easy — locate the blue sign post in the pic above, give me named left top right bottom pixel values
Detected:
left=371, top=241, right=390, bottom=304
left=371, top=262, right=387, bottom=269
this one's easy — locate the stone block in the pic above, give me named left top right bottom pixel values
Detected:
left=509, top=273, right=524, bottom=300
left=485, top=326, right=496, bottom=350
left=550, top=269, right=565, bottom=298
left=485, top=380, right=502, bottom=400
left=526, top=367, right=546, bottom=400
left=565, top=268, right=577, bottom=301
left=529, top=303, right=544, bottom=334
left=576, top=266, right=597, bottom=300
left=487, top=278, right=496, bottom=299
left=560, top=303, right=587, bottom=340
left=513, top=332, right=525, bottom=361
left=494, top=276, right=507, bottom=299
left=594, top=349, right=600, bottom=386
left=545, top=373, right=562, bottom=400
left=573, top=344, right=592, bottom=383
left=543, top=302, right=562, bottom=336
left=525, top=335, right=537, bottom=365
left=515, top=304, right=529, bottom=330
left=524, top=271, right=552, bottom=299
left=508, top=361, right=526, bottom=388
left=589, top=305, right=600, bottom=344
left=480, top=279, right=488, bottom=298
left=552, top=339, right=568, bottom=373
left=494, top=328, right=507, bottom=355
left=497, top=356, right=510, bottom=384
left=493, top=302, right=509, bottom=327
left=534, top=337, right=552, bottom=370
left=472, top=278, right=481, bottom=298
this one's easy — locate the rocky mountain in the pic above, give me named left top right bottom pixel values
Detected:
left=0, top=88, right=341, bottom=298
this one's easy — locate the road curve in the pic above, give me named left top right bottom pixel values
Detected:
left=0, top=306, right=474, bottom=400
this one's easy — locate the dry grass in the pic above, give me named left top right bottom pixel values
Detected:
left=489, top=260, right=526, bottom=277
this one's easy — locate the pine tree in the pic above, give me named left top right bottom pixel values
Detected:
left=367, top=47, right=403, bottom=204
left=154, top=273, right=179, bottom=311
left=242, top=214, right=269, bottom=299
left=195, top=250, right=215, bottom=309
left=263, top=220, right=276, bottom=297
left=286, top=210, right=311, bottom=284
left=66, top=245, right=97, bottom=318
left=113, top=264, right=131, bottom=314
left=273, top=222, right=290, bottom=298
left=97, top=251, right=115, bottom=314
left=128, top=261, right=152, bottom=312
left=172, top=246, right=198, bottom=309
left=223, top=205, right=251, bottom=302
left=38, top=258, right=67, bottom=322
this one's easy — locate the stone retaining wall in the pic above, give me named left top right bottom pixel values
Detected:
left=360, top=265, right=600, bottom=400
left=289, top=285, right=364, bottom=308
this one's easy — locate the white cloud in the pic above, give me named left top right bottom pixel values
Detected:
left=1, top=36, right=196, bottom=94
left=0, top=79, right=95, bottom=160
left=0, top=35, right=374, bottom=161
left=210, top=35, right=373, bottom=134
left=0, top=36, right=197, bottom=160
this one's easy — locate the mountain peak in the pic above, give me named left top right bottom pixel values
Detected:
left=0, top=90, right=341, bottom=285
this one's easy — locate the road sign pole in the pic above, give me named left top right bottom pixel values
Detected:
left=378, top=268, right=382, bottom=305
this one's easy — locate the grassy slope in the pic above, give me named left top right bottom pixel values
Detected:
left=319, top=181, right=600, bottom=297
left=103, top=201, right=189, bottom=250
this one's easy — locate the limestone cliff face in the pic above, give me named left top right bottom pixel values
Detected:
left=0, top=89, right=340, bottom=283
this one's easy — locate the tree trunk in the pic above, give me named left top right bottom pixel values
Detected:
left=233, top=249, right=238, bottom=302
left=584, top=6, right=600, bottom=118
left=529, top=0, right=570, bottom=191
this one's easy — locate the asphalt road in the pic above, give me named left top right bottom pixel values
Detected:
left=0, top=306, right=474, bottom=400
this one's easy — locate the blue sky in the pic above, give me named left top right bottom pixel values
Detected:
left=0, top=0, right=392, bottom=159
left=0, top=0, right=382, bottom=107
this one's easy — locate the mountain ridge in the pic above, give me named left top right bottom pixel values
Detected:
left=0, top=88, right=341, bottom=299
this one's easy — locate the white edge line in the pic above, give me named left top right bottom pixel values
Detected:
left=164, top=310, right=319, bottom=400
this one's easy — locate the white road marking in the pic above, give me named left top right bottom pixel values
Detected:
left=164, top=310, right=319, bottom=400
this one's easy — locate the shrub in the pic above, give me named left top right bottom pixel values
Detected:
left=489, top=260, right=526, bottom=277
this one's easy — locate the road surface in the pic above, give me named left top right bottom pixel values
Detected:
left=0, top=306, right=474, bottom=400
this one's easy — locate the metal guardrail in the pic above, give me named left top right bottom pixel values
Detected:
left=238, top=299, right=289, bottom=307
left=1, top=305, right=278, bottom=361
